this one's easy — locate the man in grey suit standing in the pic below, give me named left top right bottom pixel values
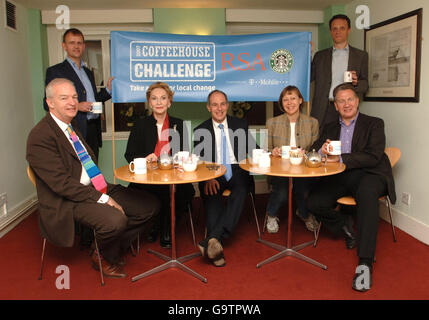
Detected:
left=311, top=14, right=368, bottom=131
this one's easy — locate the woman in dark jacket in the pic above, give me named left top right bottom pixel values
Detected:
left=125, top=82, right=195, bottom=248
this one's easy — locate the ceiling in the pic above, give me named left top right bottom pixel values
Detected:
left=14, top=0, right=353, bottom=11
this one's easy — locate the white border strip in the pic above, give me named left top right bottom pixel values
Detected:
left=226, top=9, right=324, bottom=24
left=41, top=9, right=153, bottom=24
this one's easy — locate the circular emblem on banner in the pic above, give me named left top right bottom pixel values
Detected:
left=270, top=49, right=294, bottom=73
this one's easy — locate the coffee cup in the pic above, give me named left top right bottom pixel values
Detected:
left=129, top=157, right=147, bottom=174
left=173, top=151, right=189, bottom=166
left=281, top=146, right=290, bottom=159
left=328, top=140, right=342, bottom=155
left=252, top=149, right=264, bottom=165
left=344, top=71, right=353, bottom=83
left=258, top=152, right=271, bottom=168
left=91, top=102, right=103, bottom=114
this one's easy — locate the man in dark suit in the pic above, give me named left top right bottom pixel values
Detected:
left=44, top=28, right=112, bottom=159
left=28, top=78, right=159, bottom=278
left=307, top=83, right=396, bottom=292
left=194, top=90, right=256, bottom=267
left=311, top=14, right=368, bottom=131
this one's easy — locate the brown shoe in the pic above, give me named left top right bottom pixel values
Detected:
left=207, top=238, right=223, bottom=260
left=91, top=251, right=127, bottom=278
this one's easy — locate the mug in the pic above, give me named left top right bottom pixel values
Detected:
left=281, top=146, right=290, bottom=159
left=129, top=157, right=147, bottom=174
left=328, top=141, right=342, bottom=155
left=252, top=149, right=264, bottom=165
left=173, top=151, right=189, bottom=166
left=91, top=102, right=103, bottom=114
left=258, top=152, right=271, bottom=168
left=343, top=71, right=353, bottom=83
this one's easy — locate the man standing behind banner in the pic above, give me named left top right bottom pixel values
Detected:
left=311, top=14, right=368, bottom=131
left=44, top=28, right=113, bottom=159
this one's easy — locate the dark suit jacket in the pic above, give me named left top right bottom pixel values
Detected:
left=124, top=114, right=189, bottom=162
left=310, top=113, right=396, bottom=204
left=193, top=115, right=256, bottom=163
left=311, top=45, right=368, bottom=128
left=44, top=60, right=111, bottom=147
left=26, top=113, right=113, bottom=247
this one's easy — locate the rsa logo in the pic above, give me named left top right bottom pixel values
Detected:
left=221, top=52, right=266, bottom=71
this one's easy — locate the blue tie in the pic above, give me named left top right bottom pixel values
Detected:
left=218, top=124, right=232, bottom=181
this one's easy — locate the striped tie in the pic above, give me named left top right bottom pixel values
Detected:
left=66, top=125, right=107, bottom=194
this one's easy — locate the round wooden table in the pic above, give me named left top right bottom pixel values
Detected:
left=115, top=162, right=226, bottom=283
left=240, top=156, right=345, bottom=270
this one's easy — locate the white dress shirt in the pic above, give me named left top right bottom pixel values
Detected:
left=50, top=113, right=108, bottom=203
left=212, top=118, right=237, bottom=165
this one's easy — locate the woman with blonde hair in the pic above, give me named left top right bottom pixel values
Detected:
left=125, top=82, right=194, bottom=248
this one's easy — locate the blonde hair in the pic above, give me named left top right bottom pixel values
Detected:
left=146, top=82, right=174, bottom=103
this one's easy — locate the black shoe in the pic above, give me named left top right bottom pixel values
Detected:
left=341, top=225, right=356, bottom=249
left=146, top=226, right=158, bottom=243
left=160, top=228, right=172, bottom=248
left=352, top=263, right=373, bottom=292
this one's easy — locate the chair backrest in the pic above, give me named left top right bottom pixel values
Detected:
left=385, top=147, right=401, bottom=168
left=27, top=166, right=36, bottom=187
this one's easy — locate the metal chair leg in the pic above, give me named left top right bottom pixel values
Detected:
left=188, top=204, right=196, bottom=246
left=38, top=238, right=47, bottom=280
left=137, top=232, right=140, bottom=254
left=93, top=230, right=105, bottom=286
left=313, top=222, right=321, bottom=247
left=386, top=196, right=397, bottom=242
left=249, top=192, right=261, bottom=238
left=262, top=212, right=268, bottom=234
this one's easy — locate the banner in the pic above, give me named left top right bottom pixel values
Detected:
left=111, top=31, right=311, bottom=103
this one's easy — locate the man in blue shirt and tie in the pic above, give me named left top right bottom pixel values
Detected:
left=194, top=90, right=256, bottom=267
left=44, top=28, right=113, bottom=159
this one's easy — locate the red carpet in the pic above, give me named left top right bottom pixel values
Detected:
left=0, top=195, right=428, bottom=300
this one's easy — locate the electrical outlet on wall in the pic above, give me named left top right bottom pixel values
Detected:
left=0, top=193, right=7, bottom=217
left=401, top=192, right=411, bottom=206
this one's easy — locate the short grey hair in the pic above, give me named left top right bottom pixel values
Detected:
left=45, top=78, right=75, bottom=99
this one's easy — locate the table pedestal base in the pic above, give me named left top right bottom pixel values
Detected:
left=131, top=250, right=207, bottom=283
left=256, top=239, right=327, bottom=270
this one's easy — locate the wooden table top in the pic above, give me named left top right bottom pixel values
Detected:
left=114, top=162, right=226, bottom=185
left=240, top=156, right=345, bottom=178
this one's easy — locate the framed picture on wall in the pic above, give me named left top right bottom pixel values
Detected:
left=364, top=8, right=422, bottom=102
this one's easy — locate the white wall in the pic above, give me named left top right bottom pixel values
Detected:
left=346, top=0, right=429, bottom=244
left=0, top=3, right=37, bottom=235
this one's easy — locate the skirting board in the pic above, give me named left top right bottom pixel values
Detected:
left=379, top=203, right=429, bottom=246
left=0, top=194, right=38, bottom=238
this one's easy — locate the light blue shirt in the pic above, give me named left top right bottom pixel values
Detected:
left=66, top=57, right=98, bottom=120
left=339, top=112, right=359, bottom=162
left=329, top=45, right=349, bottom=99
